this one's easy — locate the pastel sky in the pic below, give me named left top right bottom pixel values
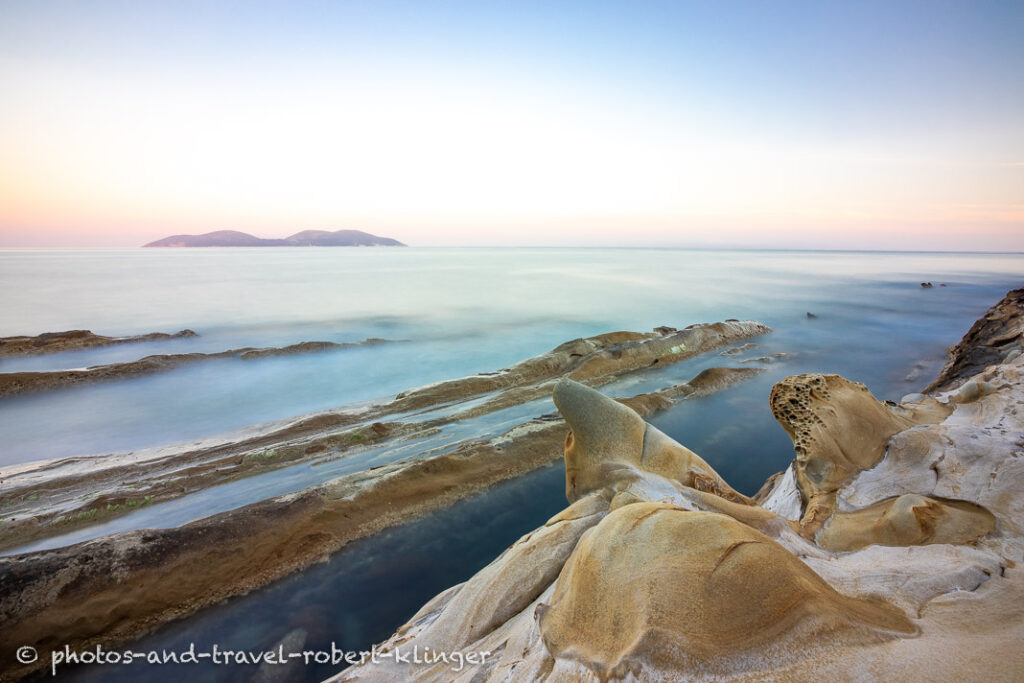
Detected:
left=1, top=1, right=1022, bottom=249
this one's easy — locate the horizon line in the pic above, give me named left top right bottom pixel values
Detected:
left=2, top=245, right=1024, bottom=256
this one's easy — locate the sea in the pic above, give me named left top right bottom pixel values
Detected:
left=1, top=246, right=1022, bottom=681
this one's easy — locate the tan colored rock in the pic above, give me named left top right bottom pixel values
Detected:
left=769, top=373, right=949, bottom=538
left=554, top=378, right=749, bottom=504
left=818, top=494, right=995, bottom=552
left=536, top=504, right=914, bottom=680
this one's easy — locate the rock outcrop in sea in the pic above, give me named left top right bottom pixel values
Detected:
left=0, top=338, right=393, bottom=397
left=336, top=288, right=1024, bottom=681
left=0, top=329, right=197, bottom=356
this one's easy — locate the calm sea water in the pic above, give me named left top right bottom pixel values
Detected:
left=4, top=247, right=1022, bottom=682
left=2, top=247, right=1022, bottom=472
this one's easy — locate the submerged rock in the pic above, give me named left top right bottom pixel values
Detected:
left=720, top=342, right=757, bottom=355
left=0, top=338, right=394, bottom=397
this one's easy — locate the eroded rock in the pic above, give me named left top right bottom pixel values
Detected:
left=818, top=494, right=995, bottom=551
left=769, top=373, right=950, bottom=538
left=537, top=504, right=914, bottom=680
left=554, top=379, right=748, bottom=504
left=0, top=329, right=771, bottom=680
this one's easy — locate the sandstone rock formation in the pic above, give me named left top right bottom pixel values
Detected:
left=554, top=378, right=748, bottom=505
left=768, top=373, right=951, bottom=538
left=336, top=290, right=1024, bottom=682
left=537, top=505, right=914, bottom=680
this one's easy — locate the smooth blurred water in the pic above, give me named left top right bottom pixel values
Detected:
left=1, top=248, right=1022, bottom=467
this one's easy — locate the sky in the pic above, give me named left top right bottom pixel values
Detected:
left=0, top=0, right=1022, bottom=249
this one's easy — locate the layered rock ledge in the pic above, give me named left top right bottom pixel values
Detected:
left=0, top=329, right=197, bottom=357
left=334, top=288, right=1024, bottom=682
left=0, top=320, right=771, bottom=680
left=0, top=337, right=393, bottom=397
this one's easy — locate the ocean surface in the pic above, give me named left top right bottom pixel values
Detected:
left=3, top=247, right=1022, bottom=470
left=2, top=247, right=1022, bottom=682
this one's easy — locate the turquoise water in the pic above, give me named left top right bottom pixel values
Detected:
left=1, top=248, right=1021, bottom=467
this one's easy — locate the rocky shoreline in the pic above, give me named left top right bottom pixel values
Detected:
left=0, top=329, right=198, bottom=357
left=0, top=320, right=771, bottom=680
left=334, top=287, right=1024, bottom=681
left=2, top=288, right=1021, bottom=681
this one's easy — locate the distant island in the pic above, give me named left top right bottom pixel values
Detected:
left=143, top=229, right=405, bottom=247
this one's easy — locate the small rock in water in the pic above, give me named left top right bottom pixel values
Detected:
left=806, top=312, right=818, bottom=319
left=921, top=282, right=933, bottom=288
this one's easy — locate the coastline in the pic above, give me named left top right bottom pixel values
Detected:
left=0, top=287, right=1021, bottom=681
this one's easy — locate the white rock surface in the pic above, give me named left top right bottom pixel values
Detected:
left=760, top=464, right=802, bottom=521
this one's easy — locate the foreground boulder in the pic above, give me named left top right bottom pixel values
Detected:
left=537, top=504, right=914, bottom=680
